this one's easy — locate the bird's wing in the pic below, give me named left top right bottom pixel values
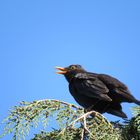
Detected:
left=98, top=74, right=127, bottom=89
left=72, top=73, right=112, bottom=102
left=98, top=74, right=137, bottom=103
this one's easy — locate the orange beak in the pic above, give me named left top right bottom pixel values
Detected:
left=55, top=66, right=67, bottom=74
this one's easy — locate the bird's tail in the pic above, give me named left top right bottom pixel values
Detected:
left=135, top=99, right=140, bottom=106
left=107, top=109, right=127, bottom=118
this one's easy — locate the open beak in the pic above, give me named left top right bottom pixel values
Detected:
left=55, top=66, right=67, bottom=74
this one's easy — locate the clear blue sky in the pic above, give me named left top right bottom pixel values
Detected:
left=0, top=0, right=140, bottom=139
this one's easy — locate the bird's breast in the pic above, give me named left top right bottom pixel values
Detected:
left=69, top=82, right=96, bottom=108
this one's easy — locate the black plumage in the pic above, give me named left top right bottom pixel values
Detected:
left=56, top=64, right=140, bottom=118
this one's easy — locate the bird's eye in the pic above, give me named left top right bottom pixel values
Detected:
left=70, top=66, right=76, bottom=70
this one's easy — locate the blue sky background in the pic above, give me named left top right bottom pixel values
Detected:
left=0, top=0, right=140, bottom=139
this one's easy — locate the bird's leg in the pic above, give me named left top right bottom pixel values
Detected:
left=85, top=105, right=94, bottom=112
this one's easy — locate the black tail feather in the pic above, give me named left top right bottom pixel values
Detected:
left=107, top=109, right=127, bottom=118
left=135, top=99, right=140, bottom=106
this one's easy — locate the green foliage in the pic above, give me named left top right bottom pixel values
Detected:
left=120, top=114, right=140, bottom=140
left=31, top=129, right=82, bottom=140
left=131, top=106, right=140, bottom=116
left=109, top=106, right=140, bottom=140
left=0, top=99, right=83, bottom=140
left=0, top=99, right=140, bottom=140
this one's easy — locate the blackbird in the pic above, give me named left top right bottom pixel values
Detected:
left=56, top=64, right=140, bottom=118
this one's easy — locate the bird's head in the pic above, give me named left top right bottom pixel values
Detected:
left=56, top=64, right=86, bottom=82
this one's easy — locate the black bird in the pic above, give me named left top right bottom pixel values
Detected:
left=56, top=64, right=140, bottom=118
